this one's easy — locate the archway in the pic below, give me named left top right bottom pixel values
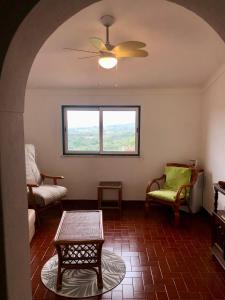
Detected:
left=0, top=1, right=225, bottom=299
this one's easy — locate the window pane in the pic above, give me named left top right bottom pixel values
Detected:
left=103, top=111, right=136, bottom=152
left=67, top=110, right=99, bottom=151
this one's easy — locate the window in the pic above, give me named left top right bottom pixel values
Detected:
left=62, top=106, right=140, bottom=155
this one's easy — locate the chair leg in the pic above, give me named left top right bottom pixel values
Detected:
left=187, top=201, right=192, bottom=214
left=145, top=198, right=150, bottom=216
left=174, top=206, right=180, bottom=226
left=35, top=210, right=41, bottom=227
left=59, top=200, right=63, bottom=214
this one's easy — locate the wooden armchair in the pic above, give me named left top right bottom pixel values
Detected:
left=25, top=144, right=67, bottom=224
left=145, top=163, right=198, bottom=225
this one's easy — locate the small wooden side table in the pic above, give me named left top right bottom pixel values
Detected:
left=97, top=181, right=122, bottom=212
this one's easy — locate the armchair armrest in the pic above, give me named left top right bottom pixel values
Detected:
left=41, top=173, right=64, bottom=185
left=146, top=175, right=166, bottom=193
left=176, top=183, right=192, bottom=200
left=27, top=183, right=39, bottom=194
left=175, top=168, right=198, bottom=203
left=27, top=183, right=39, bottom=188
left=41, top=173, right=64, bottom=180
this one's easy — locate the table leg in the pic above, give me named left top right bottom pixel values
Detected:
left=119, top=187, right=122, bottom=213
left=56, top=246, right=63, bottom=290
left=97, top=266, right=103, bottom=289
left=98, top=187, right=102, bottom=209
left=56, top=259, right=62, bottom=290
left=97, top=244, right=103, bottom=289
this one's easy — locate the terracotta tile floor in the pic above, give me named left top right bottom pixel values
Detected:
left=31, top=204, right=225, bottom=300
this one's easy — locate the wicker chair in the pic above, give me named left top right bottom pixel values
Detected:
left=145, top=163, right=198, bottom=225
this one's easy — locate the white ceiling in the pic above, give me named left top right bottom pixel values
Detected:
left=27, top=0, right=225, bottom=89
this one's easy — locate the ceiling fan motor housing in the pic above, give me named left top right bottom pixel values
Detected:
left=100, top=15, right=115, bottom=27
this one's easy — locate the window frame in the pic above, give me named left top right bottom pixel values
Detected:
left=62, top=105, right=141, bottom=156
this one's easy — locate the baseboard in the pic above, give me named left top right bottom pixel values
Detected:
left=62, top=199, right=145, bottom=210
left=62, top=199, right=96, bottom=210
left=61, top=200, right=210, bottom=218
left=123, top=200, right=145, bottom=208
left=201, top=207, right=212, bottom=218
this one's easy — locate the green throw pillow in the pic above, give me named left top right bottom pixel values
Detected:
left=163, top=166, right=192, bottom=191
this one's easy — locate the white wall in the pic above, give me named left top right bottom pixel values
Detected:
left=202, top=64, right=225, bottom=212
left=24, top=88, right=201, bottom=200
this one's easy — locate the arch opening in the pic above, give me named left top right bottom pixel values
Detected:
left=1, top=1, right=225, bottom=299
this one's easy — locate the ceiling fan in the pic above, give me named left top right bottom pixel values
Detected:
left=65, top=15, right=148, bottom=69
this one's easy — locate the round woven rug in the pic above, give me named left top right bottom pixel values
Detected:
left=41, top=249, right=126, bottom=298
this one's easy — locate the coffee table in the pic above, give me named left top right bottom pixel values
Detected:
left=54, top=210, right=104, bottom=290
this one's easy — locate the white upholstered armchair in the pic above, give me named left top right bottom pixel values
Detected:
left=25, top=144, right=67, bottom=223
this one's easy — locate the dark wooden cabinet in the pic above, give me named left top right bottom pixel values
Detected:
left=212, top=184, right=225, bottom=269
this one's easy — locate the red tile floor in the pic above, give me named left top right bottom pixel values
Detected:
left=31, top=204, right=225, bottom=300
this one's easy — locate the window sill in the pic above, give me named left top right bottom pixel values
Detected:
left=61, top=154, right=142, bottom=158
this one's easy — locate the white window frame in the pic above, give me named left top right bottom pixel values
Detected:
left=62, top=106, right=140, bottom=156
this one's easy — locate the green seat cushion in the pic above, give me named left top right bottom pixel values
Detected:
left=163, top=166, right=192, bottom=191
left=147, top=167, right=192, bottom=202
left=147, top=189, right=185, bottom=202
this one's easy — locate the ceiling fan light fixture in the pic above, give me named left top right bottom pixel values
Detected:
left=65, top=15, right=148, bottom=68
left=98, top=56, right=117, bottom=69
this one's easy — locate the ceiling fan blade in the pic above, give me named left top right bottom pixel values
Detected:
left=115, top=49, right=148, bottom=58
left=64, top=48, right=99, bottom=54
left=113, top=41, right=146, bottom=53
left=78, top=55, right=100, bottom=59
left=89, top=37, right=107, bottom=50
